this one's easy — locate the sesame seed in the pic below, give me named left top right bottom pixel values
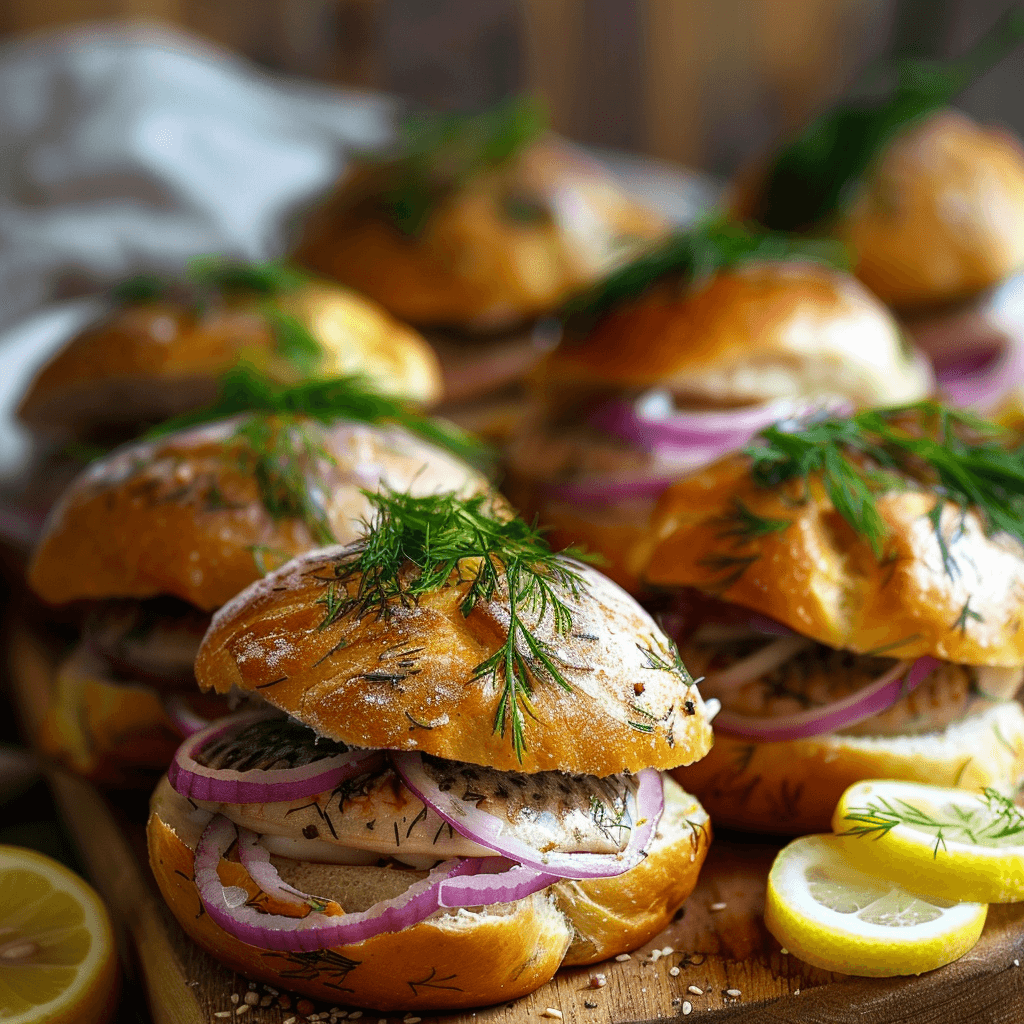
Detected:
left=230, top=994, right=240, bottom=1005
left=589, top=973, right=607, bottom=988
left=234, top=1008, right=249, bottom=1017
left=780, top=948, right=789, bottom=955
left=710, top=902, right=727, bottom=912
left=244, top=992, right=259, bottom=1006
left=349, top=1013, right=363, bottom=1020
left=1016, top=959, right=1021, bottom=967
left=541, top=1010, right=563, bottom=1020
left=284, top=1019, right=296, bottom=1024
left=726, top=988, right=742, bottom=998
left=260, top=996, right=273, bottom=1008
left=615, top=953, right=632, bottom=962
left=687, top=985, right=703, bottom=996
left=795, top=988, right=801, bottom=995
left=682, top=1002, right=692, bottom=1015
left=669, top=966, right=680, bottom=977
left=661, top=946, right=674, bottom=956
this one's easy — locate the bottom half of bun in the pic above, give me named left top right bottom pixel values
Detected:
left=673, top=701, right=1024, bottom=835
left=38, top=645, right=226, bottom=786
left=147, top=774, right=710, bottom=1011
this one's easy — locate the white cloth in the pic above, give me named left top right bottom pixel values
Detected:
left=0, top=24, right=393, bottom=333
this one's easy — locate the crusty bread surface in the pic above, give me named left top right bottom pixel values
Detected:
left=673, top=701, right=1024, bottom=835
left=147, top=774, right=709, bottom=1009
left=18, top=280, right=442, bottom=436
left=294, top=138, right=665, bottom=330
left=196, top=552, right=713, bottom=775
left=642, top=455, right=1024, bottom=667
left=29, top=418, right=487, bottom=610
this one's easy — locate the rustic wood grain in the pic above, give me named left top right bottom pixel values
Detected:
left=7, top=618, right=1024, bottom=1023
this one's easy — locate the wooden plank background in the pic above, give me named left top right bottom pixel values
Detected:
left=1, top=0, right=1020, bottom=175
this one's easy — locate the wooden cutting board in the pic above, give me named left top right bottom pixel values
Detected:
left=7, top=619, right=1024, bottom=1024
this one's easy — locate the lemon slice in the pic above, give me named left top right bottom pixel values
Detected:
left=833, top=779, right=1024, bottom=903
left=0, top=845, right=118, bottom=1024
left=765, top=834, right=987, bottom=976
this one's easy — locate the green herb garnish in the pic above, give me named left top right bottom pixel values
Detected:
left=561, top=219, right=848, bottom=329
left=754, top=8, right=1024, bottom=231
left=317, top=490, right=590, bottom=760
left=839, top=787, right=1024, bottom=857
left=148, top=362, right=489, bottom=469
left=374, top=94, right=547, bottom=236
left=745, top=402, right=1024, bottom=558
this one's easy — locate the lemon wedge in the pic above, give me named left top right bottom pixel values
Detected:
left=833, top=779, right=1024, bottom=903
left=765, top=833, right=987, bottom=976
left=0, top=845, right=118, bottom=1024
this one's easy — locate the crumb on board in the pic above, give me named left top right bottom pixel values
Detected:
left=541, top=1009, right=563, bottom=1020
left=682, top=1001, right=692, bottom=1015
left=710, top=902, right=727, bottom=912
left=589, top=973, right=607, bottom=988
left=669, top=967, right=680, bottom=977
left=726, top=988, right=742, bottom=998
left=615, top=953, right=632, bottom=962
left=687, top=985, right=703, bottom=995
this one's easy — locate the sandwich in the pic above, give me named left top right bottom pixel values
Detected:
left=292, top=96, right=666, bottom=435
left=18, top=258, right=442, bottom=442
left=733, top=11, right=1024, bottom=408
left=505, top=221, right=933, bottom=592
left=638, top=401, right=1024, bottom=834
left=26, top=374, right=488, bottom=783
left=148, top=491, right=714, bottom=1010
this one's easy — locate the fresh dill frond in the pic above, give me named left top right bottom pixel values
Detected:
left=952, top=599, right=984, bottom=634
left=262, top=306, right=325, bottom=378
left=233, top=417, right=336, bottom=545
left=147, top=363, right=492, bottom=469
left=561, top=219, right=848, bottom=329
left=185, top=257, right=309, bottom=296
left=714, top=498, right=792, bottom=544
left=839, top=788, right=1024, bottom=858
left=319, top=490, right=591, bottom=760
left=745, top=401, right=1024, bottom=558
left=754, top=8, right=1024, bottom=231
left=372, top=94, right=547, bottom=236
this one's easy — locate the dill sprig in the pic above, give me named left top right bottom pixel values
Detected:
left=839, top=788, right=1024, bottom=858
left=561, top=219, right=848, bottom=330
left=319, top=491, right=591, bottom=760
left=754, top=8, right=1024, bottom=231
left=372, top=95, right=547, bottom=236
left=745, top=401, right=1024, bottom=558
left=147, top=362, right=491, bottom=469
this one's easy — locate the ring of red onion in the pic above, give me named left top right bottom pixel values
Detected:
left=712, top=655, right=941, bottom=742
left=392, top=754, right=664, bottom=879
left=168, top=710, right=383, bottom=804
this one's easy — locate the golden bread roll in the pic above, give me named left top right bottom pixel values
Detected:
left=673, top=702, right=1024, bottom=834
left=642, top=454, right=1024, bottom=667
left=541, top=260, right=932, bottom=406
left=29, top=417, right=487, bottom=611
left=295, top=138, right=665, bottom=331
left=18, top=277, right=442, bottom=437
left=197, top=550, right=714, bottom=776
left=147, top=774, right=709, bottom=1009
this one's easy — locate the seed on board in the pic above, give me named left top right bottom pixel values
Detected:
left=349, top=1013, right=364, bottom=1020
left=541, top=1010, right=563, bottom=1020
left=651, top=949, right=662, bottom=961
left=726, top=988, right=742, bottom=998
left=615, top=953, right=632, bottom=962
left=795, top=989, right=801, bottom=995
left=244, top=992, right=259, bottom=1006
left=584, top=1000, right=598, bottom=1009
left=687, top=985, right=703, bottom=995
left=1016, top=960, right=1021, bottom=968
left=230, top=994, right=240, bottom=1005
left=661, top=946, right=674, bottom=956
left=710, top=901, right=727, bottom=912
left=669, top=966, right=680, bottom=977
left=780, top=948, right=789, bottom=955
left=260, top=995, right=273, bottom=1007
left=234, top=1008, right=249, bottom=1017
left=283, top=1019, right=296, bottom=1024
left=682, top=1001, right=692, bottom=1015
left=589, top=973, right=607, bottom=988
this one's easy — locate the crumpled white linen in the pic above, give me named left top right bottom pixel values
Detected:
left=0, top=23, right=394, bottom=334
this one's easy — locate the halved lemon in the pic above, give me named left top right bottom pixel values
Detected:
left=833, top=779, right=1024, bottom=903
left=765, top=833, right=987, bottom=976
left=0, top=845, right=118, bottom=1024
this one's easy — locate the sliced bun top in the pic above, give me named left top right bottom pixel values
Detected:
left=540, top=261, right=932, bottom=408
left=844, top=111, right=1024, bottom=310
left=196, top=550, right=713, bottom=775
left=642, top=454, right=1024, bottom=668
left=293, top=138, right=666, bottom=331
left=18, top=280, right=442, bottom=437
left=28, top=417, right=486, bottom=611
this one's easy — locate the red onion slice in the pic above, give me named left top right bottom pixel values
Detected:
left=392, top=754, right=664, bottom=880
left=168, top=710, right=383, bottom=804
left=236, top=828, right=311, bottom=907
left=163, top=695, right=214, bottom=738
left=437, top=860, right=560, bottom=908
left=704, top=636, right=812, bottom=695
left=194, top=815, right=479, bottom=951
left=936, top=338, right=1024, bottom=412
left=713, top=655, right=940, bottom=742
